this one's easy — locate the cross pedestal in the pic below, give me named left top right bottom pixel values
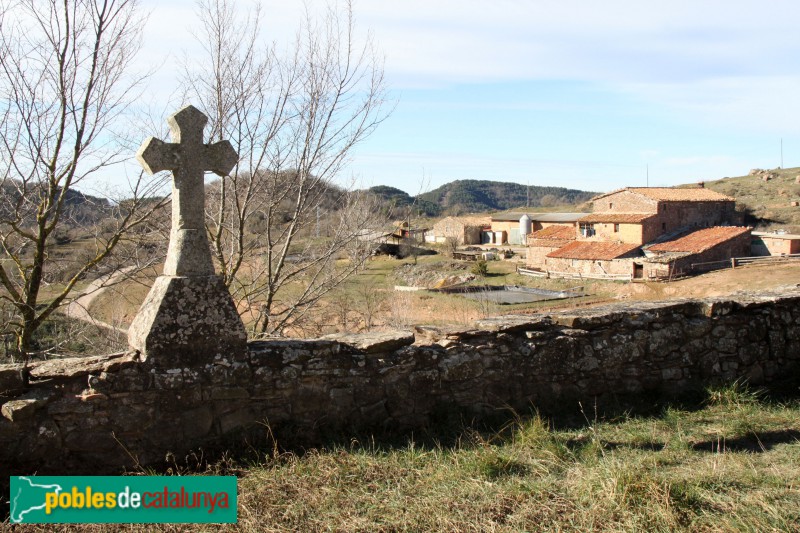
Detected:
left=128, top=105, right=247, bottom=367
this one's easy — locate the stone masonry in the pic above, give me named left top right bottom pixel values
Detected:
left=128, top=105, right=247, bottom=367
left=2, top=288, right=799, bottom=478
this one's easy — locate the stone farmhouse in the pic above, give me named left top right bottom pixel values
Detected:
left=525, top=186, right=752, bottom=280
left=425, top=215, right=491, bottom=245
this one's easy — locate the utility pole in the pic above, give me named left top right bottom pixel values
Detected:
left=646, top=164, right=649, bottom=187
left=781, top=138, right=784, bottom=168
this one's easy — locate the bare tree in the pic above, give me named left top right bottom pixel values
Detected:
left=0, top=0, right=165, bottom=365
left=444, top=236, right=460, bottom=257
left=353, top=276, right=386, bottom=331
left=184, top=0, right=389, bottom=336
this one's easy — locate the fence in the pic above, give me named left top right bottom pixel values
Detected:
left=691, top=253, right=800, bottom=273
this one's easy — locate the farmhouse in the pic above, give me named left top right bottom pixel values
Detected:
left=390, top=220, right=428, bottom=244
left=584, top=187, right=738, bottom=243
left=525, top=186, right=748, bottom=279
left=427, top=216, right=490, bottom=245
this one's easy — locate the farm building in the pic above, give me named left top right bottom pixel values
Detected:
left=525, top=187, right=749, bottom=279
left=585, top=187, right=738, bottom=243
left=490, top=212, right=583, bottom=245
left=639, top=226, right=752, bottom=279
left=526, top=225, right=577, bottom=266
left=426, top=216, right=490, bottom=245
left=751, top=231, right=800, bottom=256
left=543, top=241, right=642, bottom=277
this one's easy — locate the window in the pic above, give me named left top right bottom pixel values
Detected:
left=609, top=202, right=613, bottom=209
left=662, top=222, right=667, bottom=231
left=579, top=222, right=595, bottom=237
left=614, top=223, right=620, bottom=233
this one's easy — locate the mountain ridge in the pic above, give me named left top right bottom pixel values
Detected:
left=367, top=179, right=597, bottom=216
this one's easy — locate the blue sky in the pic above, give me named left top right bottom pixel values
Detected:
left=120, top=0, right=800, bottom=196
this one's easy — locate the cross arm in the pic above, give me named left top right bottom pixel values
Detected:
left=205, top=140, right=239, bottom=177
left=136, top=137, right=179, bottom=175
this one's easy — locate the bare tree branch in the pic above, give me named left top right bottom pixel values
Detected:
left=0, top=0, right=161, bottom=364
left=184, top=0, right=390, bottom=336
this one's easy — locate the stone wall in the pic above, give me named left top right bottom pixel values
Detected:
left=543, top=256, right=636, bottom=276
left=2, top=289, right=799, bottom=478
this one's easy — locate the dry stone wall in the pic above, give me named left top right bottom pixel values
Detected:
left=2, top=289, right=799, bottom=477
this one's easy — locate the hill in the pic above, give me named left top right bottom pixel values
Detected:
left=689, top=167, right=800, bottom=232
left=0, top=179, right=113, bottom=228
left=366, top=185, right=442, bottom=217
left=417, top=180, right=595, bottom=215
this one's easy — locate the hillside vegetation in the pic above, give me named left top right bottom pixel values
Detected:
left=366, top=185, right=442, bottom=217
left=691, top=167, right=800, bottom=232
left=420, top=180, right=596, bottom=214
left=367, top=181, right=596, bottom=217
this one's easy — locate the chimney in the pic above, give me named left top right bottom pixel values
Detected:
left=697, top=181, right=705, bottom=188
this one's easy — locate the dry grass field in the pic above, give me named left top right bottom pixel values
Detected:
left=84, top=255, right=800, bottom=340
left=4, top=382, right=799, bottom=532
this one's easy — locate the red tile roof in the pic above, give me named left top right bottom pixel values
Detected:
left=579, top=213, right=656, bottom=223
left=593, top=187, right=734, bottom=202
left=648, top=226, right=751, bottom=253
left=628, top=187, right=734, bottom=201
left=547, top=241, right=641, bottom=260
left=528, top=238, right=572, bottom=248
left=529, top=225, right=576, bottom=240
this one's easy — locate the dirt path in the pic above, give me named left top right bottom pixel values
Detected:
left=63, top=267, right=136, bottom=333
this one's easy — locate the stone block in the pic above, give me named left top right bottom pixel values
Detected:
left=210, top=386, right=250, bottom=400
left=218, top=407, right=254, bottom=434
left=128, top=275, right=247, bottom=368
left=182, top=405, right=214, bottom=440
left=0, top=364, right=25, bottom=397
left=440, top=354, right=483, bottom=381
left=322, top=330, right=415, bottom=354
left=1, top=389, right=56, bottom=422
left=360, top=400, right=388, bottom=423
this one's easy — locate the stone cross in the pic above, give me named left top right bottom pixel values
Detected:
left=136, top=105, right=238, bottom=276
left=128, top=105, right=247, bottom=367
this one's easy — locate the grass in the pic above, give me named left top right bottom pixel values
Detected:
left=5, top=383, right=799, bottom=531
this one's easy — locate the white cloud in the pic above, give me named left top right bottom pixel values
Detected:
left=126, top=0, right=800, bottom=192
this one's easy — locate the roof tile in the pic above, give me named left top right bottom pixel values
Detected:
left=547, top=241, right=642, bottom=260
left=528, top=238, right=572, bottom=248
left=648, top=226, right=751, bottom=253
left=529, top=225, right=576, bottom=240
left=627, top=187, right=734, bottom=202
left=592, top=187, right=734, bottom=203
left=579, top=213, right=656, bottom=223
